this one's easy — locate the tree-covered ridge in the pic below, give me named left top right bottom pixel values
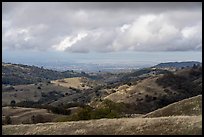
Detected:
left=2, top=62, right=89, bottom=85
left=154, top=61, right=201, bottom=68
left=156, top=66, right=202, bottom=105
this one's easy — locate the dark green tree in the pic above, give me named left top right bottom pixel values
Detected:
left=10, top=100, right=16, bottom=108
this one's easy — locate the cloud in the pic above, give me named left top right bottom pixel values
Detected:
left=2, top=2, right=202, bottom=53
left=53, top=32, right=88, bottom=51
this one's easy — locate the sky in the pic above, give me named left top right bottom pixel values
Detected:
left=2, top=2, right=202, bottom=68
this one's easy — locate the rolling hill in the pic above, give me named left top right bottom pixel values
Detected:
left=2, top=116, right=202, bottom=135
left=144, top=95, right=202, bottom=118
left=2, top=107, right=66, bottom=125
left=102, top=65, right=202, bottom=114
left=2, top=62, right=202, bottom=135
left=154, top=61, right=201, bottom=68
left=2, top=62, right=89, bottom=85
left=2, top=95, right=202, bottom=135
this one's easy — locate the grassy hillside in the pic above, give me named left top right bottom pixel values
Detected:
left=2, top=63, right=202, bottom=135
left=51, top=77, right=101, bottom=90
left=103, top=66, right=202, bottom=114
left=2, top=82, right=73, bottom=106
left=103, top=76, right=176, bottom=113
left=2, top=107, right=66, bottom=125
left=2, top=95, right=202, bottom=135
left=2, top=115, right=202, bottom=135
left=144, top=95, right=202, bottom=118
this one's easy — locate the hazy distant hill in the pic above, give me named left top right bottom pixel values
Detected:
left=154, top=61, right=201, bottom=68
left=2, top=62, right=90, bottom=85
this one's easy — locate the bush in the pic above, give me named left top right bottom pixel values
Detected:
left=90, top=108, right=120, bottom=119
left=16, top=100, right=41, bottom=108
left=152, top=97, right=157, bottom=100
left=10, top=100, right=16, bottom=108
left=49, top=106, right=71, bottom=115
left=31, top=115, right=47, bottom=124
left=65, top=93, right=69, bottom=96
left=112, top=90, right=116, bottom=93
left=54, top=116, right=70, bottom=122
left=66, top=100, right=128, bottom=121
left=5, top=116, right=12, bottom=125
left=37, top=86, right=41, bottom=89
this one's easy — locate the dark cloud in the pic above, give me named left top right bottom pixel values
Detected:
left=2, top=2, right=202, bottom=52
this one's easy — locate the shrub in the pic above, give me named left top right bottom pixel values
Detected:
left=65, top=93, right=69, bottom=96
left=164, top=88, right=170, bottom=92
left=37, top=86, right=41, bottom=89
left=16, top=100, right=41, bottom=108
left=54, top=116, right=70, bottom=122
left=57, top=100, right=130, bottom=122
left=153, top=97, right=157, bottom=100
left=31, top=115, right=46, bottom=124
left=10, top=100, right=16, bottom=108
left=5, top=116, right=12, bottom=125
left=49, top=106, right=71, bottom=115
left=112, top=90, right=116, bottom=93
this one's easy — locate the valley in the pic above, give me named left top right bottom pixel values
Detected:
left=2, top=61, right=202, bottom=135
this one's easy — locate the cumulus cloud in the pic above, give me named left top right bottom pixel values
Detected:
left=53, top=32, right=88, bottom=51
left=2, top=2, right=202, bottom=53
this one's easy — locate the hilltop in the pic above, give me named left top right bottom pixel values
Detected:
left=154, top=61, right=201, bottom=69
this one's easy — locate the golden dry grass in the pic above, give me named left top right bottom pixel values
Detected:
left=2, top=115, right=202, bottom=135
left=2, top=83, right=71, bottom=105
left=104, top=77, right=166, bottom=104
left=51, top=77, right=91, bottom=90
left=2, top=107, right=66, bottom=125
left=143, top=95, right=202, bottom=118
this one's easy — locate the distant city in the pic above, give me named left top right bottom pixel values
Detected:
left=2, top=60, right=151, bottom=73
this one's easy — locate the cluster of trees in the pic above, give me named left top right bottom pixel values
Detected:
left=14, top=100, right=72, bottom=115
left=47, top=106, right=71, bottom=115
left=15, top=100, right=41, bottom=108
left=156, top=66, right=202, bottom=105
left=56, top=100, right=133, bottom=122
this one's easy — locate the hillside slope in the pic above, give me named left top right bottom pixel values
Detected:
left=2, top=107, right=66, bottom=125
left=144, top=95, right=202, bottom=118
left=51, top=77, right=100, bottom=90
left=2, top=62, right=86, bottom=85
left=104, top=76, right=176, bottom=113
left=103, top=66, right=202, bottom=114
left=2, top=115, right=202, bottom=135
left=3, top=95, right=202, bottom=135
